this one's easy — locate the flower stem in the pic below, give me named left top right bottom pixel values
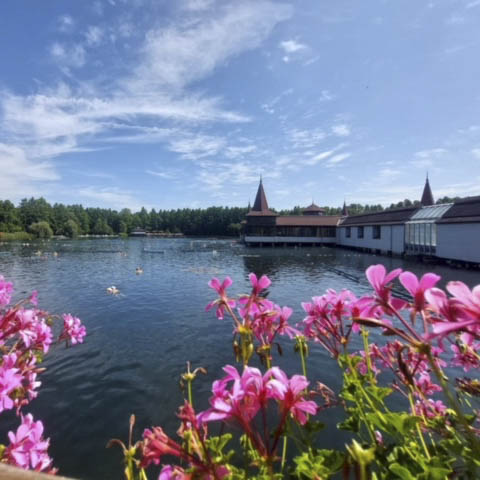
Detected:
left=407, top=390, right=430, bottom=459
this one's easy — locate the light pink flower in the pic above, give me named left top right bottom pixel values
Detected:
left=141, top=427, right=182, bottom=467
left=205, top=277, right=235, bottom=320
left=29, top=291, right=38, bottom=306
left=399, top=271, right=441, bottom=311
left=0, top=275, right=13, bottom=306
left=159, top=465, right=188, bottom=480
left=5, top=414, right=53, bottom=472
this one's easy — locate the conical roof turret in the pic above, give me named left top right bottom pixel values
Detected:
left=342, top=201, right=348, bottom=216
left=421, top=175, right=434, bottom=206
left=247, top=178, right=277, bottom=216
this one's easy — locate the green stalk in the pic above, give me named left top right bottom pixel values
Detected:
left=281, top=435, right=288, bottom=471
left=407, top=390, right=430, bottom=459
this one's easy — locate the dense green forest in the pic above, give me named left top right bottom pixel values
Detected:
left=0, top=196, right=462, bottom=239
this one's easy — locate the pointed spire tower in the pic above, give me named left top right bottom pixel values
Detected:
left=247, top=177, right=277, bottom=216
left=342, top=200, right=348, bottom=216
left=420, top=174, right=434, bottom=206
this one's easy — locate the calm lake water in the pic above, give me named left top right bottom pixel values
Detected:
left=1, top=238, right=479, bottom=479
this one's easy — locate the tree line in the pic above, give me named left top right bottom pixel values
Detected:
left=0, top=196, right=462, bottom=239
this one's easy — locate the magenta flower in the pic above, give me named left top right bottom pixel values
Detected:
left=5, top=414, right=53, bottom=472
left=0, top=358, right=22, bottom=413
left=249, top=273, right=271, bottom=295
left=399, top=271, right=441, bottom=311
left=29, top=291, right=38, bottom=306
left=141, top=427, right=182, bottom=467
left=60, top=314, right=86, bottom=345
left=0, top=275, right=13, bottom=307
left=266, top=368, right=317, bottom=425
left=159, top=465, right=188, bottom=480
left=205, top=277, right=236, bottom=320
left=425, top=287, right=478, bottom=337
left=365, top=264, right=405, bottom=311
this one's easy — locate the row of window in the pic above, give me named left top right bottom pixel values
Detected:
left=345, top=225, right=381, bottom=239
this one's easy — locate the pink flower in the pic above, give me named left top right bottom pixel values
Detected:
left=365, top=264, right=406, bottom=311
left=414, top=373, right=441, bottom=397
left=0, top=275, right=13, bottom=306
left=198, top=365, right=266, bottom=425
left=29, top=291, right=38, bottom=306
left=266, top=368, right=317, bottom=425
left=60, top=314, right=86, bottom=345
left=159, top=465, right=188, bottom=480
left=425, top=287, right=478, bottom=337
left=0, top=358, right=22, bottom=413
left=399, top=271, right=441, bottom=311
left=5, top=414, right=53, bottom=472
left=205, top=277, right=236, bottom=320
left=141, top=427, right=182, bottom=467
left=249, top=273, right=271, bottom=295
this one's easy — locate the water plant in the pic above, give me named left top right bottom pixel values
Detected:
left=113, top=265, right=480, bottom=479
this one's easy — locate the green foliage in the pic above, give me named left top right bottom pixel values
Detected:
left=63, top=219, right=80, bottom=238
left=29, top=221, right=53, bottom=239
left=294, top=449, right=345, bottom=478
left=0, top=231, right=33, bottom=241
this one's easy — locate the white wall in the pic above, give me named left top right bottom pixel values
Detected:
left=337, top=225, right=405, bottom=254
left=244, top=236, right=336, bottom=244
left=437, top=223, right=480, bottom=263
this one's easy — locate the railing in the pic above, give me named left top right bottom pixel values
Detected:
left=0, top=464, right=76, bottom=480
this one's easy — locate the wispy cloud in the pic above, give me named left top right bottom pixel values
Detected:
left=0, top=143, right=59, bottom=200
left=326, top=152, right=351, bottom=167
left=85, top=26, right=104, bottom=46
left=58, top=15, right=74, bottom=33
left=466, top=0, right=480, bottom=8
left=332, top=124, right=350, bottom=137
left=50, top=43, right=86, bottom=68
left=472, top=148, right=480, bottom=159
left=77, top=186, right=144, bottom=210
left=279, top=39, right=308, bottom=63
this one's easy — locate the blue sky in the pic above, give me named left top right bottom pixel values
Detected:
left=0, top=0, right=479, bottom=211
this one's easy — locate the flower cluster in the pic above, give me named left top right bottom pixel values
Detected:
left=115, top=266, right=480, bottom=479
left=0, top=274, right=86, bottom=473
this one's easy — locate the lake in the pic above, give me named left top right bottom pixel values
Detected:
left=1, top=238, right=479, bottom=479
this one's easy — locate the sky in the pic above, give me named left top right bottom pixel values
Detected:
left=0, top=0, right=479, bottom=212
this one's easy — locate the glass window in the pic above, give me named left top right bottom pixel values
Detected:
left=357, top=226, right=364, bottom=238
left=346, top=226, right=351, bottom=238
left=432, top=224, right=437, bottom=246
left=372, top=225, right=381, bottom=239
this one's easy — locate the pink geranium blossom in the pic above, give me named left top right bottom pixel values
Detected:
left=5, top=414, right=53, bottom=472
left=205, top=277, right=236, bottom=320
left=249, top=273, right=271, bottom=295
left=399, top=271, right=441, bottom=311
left=365, top=264, right=406, bottom=311
left=0, top=361, right=22, bottom=413
left=60, top=314, right=86, bottom=345
left=0, top=275, right=13, bottom=306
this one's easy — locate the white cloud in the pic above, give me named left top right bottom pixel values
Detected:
left=50, top=42, right=86, bottom=68
left=326, top=152, right=351, bottom=167
left=182, top=0, right=215, bottom=11
left=288, top=128, right=326, bottom=149
left=128, top=1, right=293, bottom=90
left=146, top=169, right=177, bottom=179
left=411, top=148, right=447, bottom=168
left=58, top=15, right=74, bottom=33
left=77, top=187, right=143, bottom=210
left=279, top=39, right=307, bottom=53
left=332, top=124, right=350, bottom=137
left=0, top=143, right=59, bottom=200
left=472, top=148, right=480, bottom=159
left=85, top=26, right=104, bottom=46
left=168, top=134, right=226, bottom=160
left=466, top=0, right=480, bottom=8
